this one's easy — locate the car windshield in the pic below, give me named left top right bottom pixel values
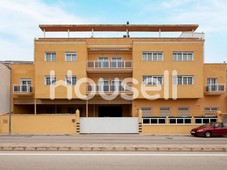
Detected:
left=199, top=122, right=214, bottom=128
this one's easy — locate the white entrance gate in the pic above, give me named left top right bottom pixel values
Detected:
left=80, top=117, right=138, bottom=133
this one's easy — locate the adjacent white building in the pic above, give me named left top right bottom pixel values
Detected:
left=0, top=63, right=10, bottom=115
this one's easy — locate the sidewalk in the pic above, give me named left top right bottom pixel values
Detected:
left=1, top=143, right=227, bottom=152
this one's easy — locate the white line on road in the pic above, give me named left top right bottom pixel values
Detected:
left=0, top=153, right=227, bottom=156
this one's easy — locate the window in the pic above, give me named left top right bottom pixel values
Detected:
left=98, top=79, right=109, bottom=91
left=65, top=52, right=76, bottom=61
left=173, top=76, right=194, bottom=85
left=169, top=117, right=192, bottom=124
left=160, top=107, right=170, bottom=111
left=98, top=57, right=109, bottom=68
left=65, top=76, right=77, bottom=85
left=142, top=117, right=166, bottom=124
left=142, top=76, right=163, bottom=85
left=207, top=78, right=217, bottom=85
left=20, top=78, right=31, bottom=92
left=45, top=52, right=56, bottom=61
left=160, top=107, right=171, bottom=117
left=178, top=107, right=189, bottom=111
left=141, top=107, right=152, bottom=117
left=173, top=52, right=193, bottom=61
left=111, top=79, right=123, bottom=91
left=45, top=75, right=56, bottom=85
left=111, top=57, right=123, bottom=68
left=21, top=78, right=31, bottom=85
left=142, top=52, right=163, bottom=61
left=178, top=107, right=190, bottom=117
left=141, top=107, right=152, bottom=112
left=194, top=117, right=217, bottom=124
left=204, top=107, right=219, bottom=112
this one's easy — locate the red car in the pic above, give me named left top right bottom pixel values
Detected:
left=190, top=122, right=227, bottom=137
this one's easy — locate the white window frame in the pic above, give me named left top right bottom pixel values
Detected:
left=194, top=117, right=217, bottom=124
left=65, top=52, right=76, bottom=61
left=207, top=78, right=217, bottom=85
left=173, top=76, right=194, bottom=85
left=142, top=52, right=163, bottom=61
left=111, top=57, right=122, bottom=68
left=169, top=117, right=192, bottom=124
left=65, top=76, right=77, bottom=85
left=45, top=75, right=56, bottom=85
left=20, top=78, right=31, bottom=85
left=142, top=75, right=163, bottom=85
left=173, top=52, right=194, bottom=61
left=142, top=117, right=166, bottom=124
left=98, top=78, right=109, bottom=91
left=98, top=57, right=109, bottom=68
left=45, top=52, right=56, bottom=61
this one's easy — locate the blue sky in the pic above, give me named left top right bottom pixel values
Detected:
left=0, top=0, right=227, bottom=63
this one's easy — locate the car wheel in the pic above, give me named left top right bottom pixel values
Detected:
left=205, top=131, right=211, bottom=138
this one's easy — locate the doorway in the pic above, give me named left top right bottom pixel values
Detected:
left=99, top=106, right=122, bottom=117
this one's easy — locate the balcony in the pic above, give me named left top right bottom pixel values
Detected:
left=13, top=84, right=33, bottom=96
left=87, top=60, right=132, bottom=73
left=205, top=84, right=225, bottom=95
left=87, top=85, right=133, bottom=94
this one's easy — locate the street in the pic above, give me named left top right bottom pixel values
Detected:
left=0, top=134, right=227, bottom=145
left=0, top=152, right=227, bottom=170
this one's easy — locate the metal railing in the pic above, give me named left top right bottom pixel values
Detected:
left=206, top=84, right=225, bottom=92
left=13, top=84, right=32, bottom=93
left=87, top=60, right=132, bottom=68
left=87, top=85, right=132, bottom=92
left=179, top=32, right=205, bottom=39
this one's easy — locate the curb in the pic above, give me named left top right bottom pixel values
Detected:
left=1, top=146, right=227, bottom=152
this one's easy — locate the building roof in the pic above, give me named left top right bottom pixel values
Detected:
left=39, top=24, right=199, bottom=32
left=0, top=60, right=33, bottom=66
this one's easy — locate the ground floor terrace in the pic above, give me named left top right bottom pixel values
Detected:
left=0, top=96, right=226, bottom=134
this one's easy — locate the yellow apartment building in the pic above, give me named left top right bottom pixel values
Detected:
left=0, top=24, right=226, bottom=134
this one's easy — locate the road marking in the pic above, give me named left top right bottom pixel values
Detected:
left=0, top=153, right=227, bottom=156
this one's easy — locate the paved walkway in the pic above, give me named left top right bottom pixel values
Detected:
left=0, top=134, right=227, bottom=152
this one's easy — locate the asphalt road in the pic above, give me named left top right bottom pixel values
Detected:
left=0, top=134, right=227, bottom=145
left=0, top=152, right=227, bottom=170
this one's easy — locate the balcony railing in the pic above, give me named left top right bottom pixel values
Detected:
left=87, top=85, right=132, bottom=92
left=13, top=84, right=32, bottom=93
left=179, top=32, right=205, bottom=39
left=87, top=60, right=132, bottom=68
left=206, top=84, right=225, bottom=92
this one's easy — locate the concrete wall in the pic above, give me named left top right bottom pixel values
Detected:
left=142, top=125, right=198, bottom=134
left=0, top=63, right=10, bottom=115
left=0, top=114, right=77, bottom=134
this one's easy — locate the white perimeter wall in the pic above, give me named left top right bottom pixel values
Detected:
left=0, top=64, right=10, bottom=115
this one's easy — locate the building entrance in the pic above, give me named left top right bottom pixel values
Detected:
left=98, top=106, right=122, bottom=117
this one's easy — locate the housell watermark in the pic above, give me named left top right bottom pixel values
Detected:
left=49, top=70, right=178, bottom=100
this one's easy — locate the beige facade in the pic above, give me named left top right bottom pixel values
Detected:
left=0, top=24, right=226, bottom=134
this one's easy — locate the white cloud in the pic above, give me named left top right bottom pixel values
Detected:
left=0, top=0, right=93, bottom=61
left=157, top=0, right=227, bottom=33
left=160, top=0, right=192, bottom=9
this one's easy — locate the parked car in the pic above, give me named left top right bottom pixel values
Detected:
left=190, top=122, right=227, bottom=137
